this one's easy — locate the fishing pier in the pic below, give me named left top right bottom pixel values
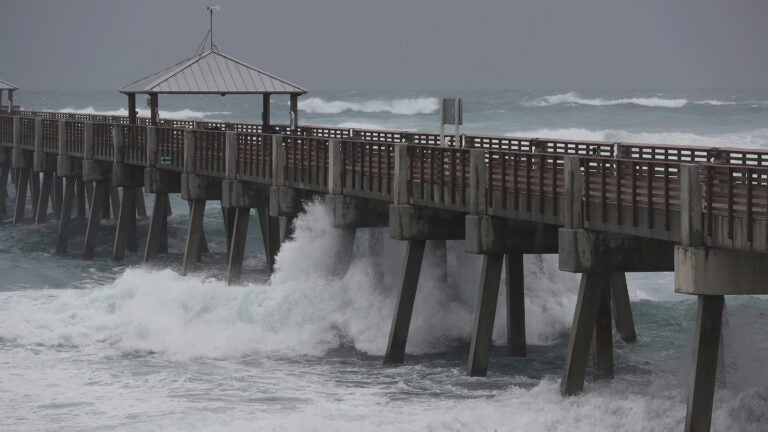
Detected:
left=2, top=53, right=767, bottom=432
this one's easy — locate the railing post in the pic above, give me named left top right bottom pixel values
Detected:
left=146, top=126, right=157, bottom=167
left=34, top=118, right=43, bottom=153
left=469, top=149, right=487, bottom=215
left=183, top=129, right=195, bottom=173
left=272, top=135, right=285, bottom=187
left=328, top=139, right=343, bottom=194
left=12, top=117, right=20, bottom=150
left=225, top=131, right=237, bottom=180
left=57, top=120, right=66, bottom=157
left=112, top=124, right=124, bottom=164
left=394, top=144, right=410, bottom=205
left=563, top=156, right=583, bottom=229
left=83, top=122, right=94, bottom=160
left=680, top=164, right=703, bottom=247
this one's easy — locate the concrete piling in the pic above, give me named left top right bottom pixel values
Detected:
left=83, top=181, right=109, bottom=259
left=592, top=280, right=614, bottom=379
left=227, top=207, right=250, bottom=283
left=384, top=239, right=426, bottom=365
left=560, top=273, right=609, bottom=396
left=112, top=186, right=138, bottom=261
left=610, top=272, right=636, bottom=343
left=467, top=253, right=504, bottom=376
left=13, top=168, right=29, bottom=223
left=505, top=252, right=527, bottom=357
left=0, top=165, right=9, bottom=218
left=182, top=199, right=206, bottom=274
left=34, top=172, right=52, bottom=223
left=55, top=177, right=76, bottom=255
left=144, top=192, right=169, bottom=262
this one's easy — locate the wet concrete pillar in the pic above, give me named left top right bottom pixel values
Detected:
left=383, top=239, right=426, bottom=365
left=13, top=168, right=29, bottom=223
left=467, top=253, right=504, bottom=376
left=182, top=199, right=206, bottom=274
left=83, top=181, right=109, bottom=259
left=144, top=192, right=170, bottom=263
left=55, top=177, right=76, bottom=255
left=227, top=207, right=250, bottom=284
left=34, top=172, right=53, bottom=223
left=610, top=272, right=637, bottom=342
left=112, top=186, right=138, bottom=261
left=505, top=252, right=527, bottom=357
left=0, top=165, right=8, bottom=218
left=560, top=273, right=609, bottom=396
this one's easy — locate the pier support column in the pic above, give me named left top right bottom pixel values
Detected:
left=55, top=177, right=76, bottom=255
left=256, top=206, right=281, bottom=273
left=144, top=192, right=170, bottom=262
left=13, top=168, right=29, bottom=223
left=76, top=177, right=87, bottom=221
left=136, top=188, right=147, bottom=218
left=505, top=252, right=527, bottom=357
left=83, top=181, right=109, bottom=260
left=560, top=273, right=610, bottom=396
left=467, top=253, right=504, bottom=376
left=34, top=172, right=53, bottom=223
left=52, top=176, right=63, bottom=220
left=384, top=239, right=426, bottom=365
left=592, top=279, right=614, bottom=379
left=684, top=295, right=724, bottom=432
left=464, top=215, right=559, bottom=375
left=226, top=207, right=250, bottom=283
left=112, top=186, right=138, bottom=261
left=29, top=172, right=40, bottom=219
left=0, top=164, right=9, bottom=218
left=182, top=199, right=206, bottom=274
left=610, top=272, right=636, bottom=342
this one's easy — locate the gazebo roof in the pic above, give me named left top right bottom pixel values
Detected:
left=120, top=49, right=307, bottom=95
left=0, top=79, right=18, bottom=91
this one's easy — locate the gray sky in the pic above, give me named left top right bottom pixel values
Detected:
left=1, top=0, right=767, bottom=91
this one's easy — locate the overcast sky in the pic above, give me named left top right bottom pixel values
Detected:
left=1, top=0, right=767, bottom=91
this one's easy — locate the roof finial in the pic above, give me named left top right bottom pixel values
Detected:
left=207, top=5, right=220, bottom=51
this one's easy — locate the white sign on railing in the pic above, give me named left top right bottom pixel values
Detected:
left=440, top=97, right=462, bottom=147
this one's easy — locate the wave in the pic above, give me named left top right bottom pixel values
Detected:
left=0, top=200, right=580, bottom=359
left=53, top=106, right=231, bottom=120
left=523, top=92, right=689, bottom=108
left=506, top=127, right=768, bottom=150
left=299, top=97, right=439, bottom=115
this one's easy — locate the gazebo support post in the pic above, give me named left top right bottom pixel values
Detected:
left=290, top=94, right=299, bottom=134
left=128, top=94, right=137, bottom=125
left=262, top=94, right=271, bottom=131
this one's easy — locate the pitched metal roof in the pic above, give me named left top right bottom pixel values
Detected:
left=0, top=79, right=18, bottom=91
left=120, top=49, right=306, bottom=95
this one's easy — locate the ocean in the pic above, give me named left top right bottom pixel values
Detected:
left=1, top=89, right=767, bottom=431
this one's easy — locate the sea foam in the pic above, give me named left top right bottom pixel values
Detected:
left=524, top=92, right=689, bottom=108
left=53, top=106, right=230, bottom=120
left=299, top=97, right=439, bottom=115
left=0, top=200, right=578, bottom=359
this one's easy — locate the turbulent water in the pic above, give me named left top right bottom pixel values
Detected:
left=2, top=90, right=768, bottom=431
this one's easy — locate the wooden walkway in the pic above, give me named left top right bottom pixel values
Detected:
left=1, top=109, right=766, bottom=432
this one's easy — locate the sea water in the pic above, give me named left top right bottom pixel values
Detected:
left=1, top=89, right=768, bottom=431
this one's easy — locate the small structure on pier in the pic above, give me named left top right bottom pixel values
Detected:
left=119, top=48, right=307, bottom=129
left=0, top=79, right=18, bottom=112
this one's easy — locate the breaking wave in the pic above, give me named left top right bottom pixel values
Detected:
left=299, top=97, right=439, bottom=115
left=523, top=92, right=689, bottom=108
left=53, top=106, right=231, bottom=119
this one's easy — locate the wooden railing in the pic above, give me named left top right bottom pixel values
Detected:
left=284, top=136, right=329, bottom=192
left=487, top=151, right=565, bottom=217
left=408, top=145, right=471, bottom=209
left=341, top=139, right=394, bottom=200
left=123, top=124, right=147, bottom=165
left=236, top=132, right=272, bottom=182
left=92, top=122, right=114, bottom=161
left=0, top=116, right=13, bottom=145
left=41, top=119, right=58, bottom=153
left=156, top=127, right=185, bottom=172
left=19, top=118, right=35, bottom=150
left=703, top=164, right=768, bottom=243
left=4, top=109, right=768, bottom=252
left=65, top=121, right=85, bottom=157
left=193, top=130, right=226, bottom=177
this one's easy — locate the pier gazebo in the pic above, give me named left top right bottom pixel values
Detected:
left=119, top=47, right=307, bottom=131
left=0, top=79, right=18, bottom=112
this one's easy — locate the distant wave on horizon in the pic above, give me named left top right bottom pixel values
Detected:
left=298, top=97, right=439, bottom=115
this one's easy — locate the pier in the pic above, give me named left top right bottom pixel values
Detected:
left=2, top=104, right=766, bottom=431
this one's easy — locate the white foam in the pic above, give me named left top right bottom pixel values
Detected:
left=0, top=200, right=579, bottom=359
left=524, top=92, right=689, bottom=108
left=53, top=106, right=231, bottom=120
left=299, top=97, right=439, bottom=115
left=506, top=127, right=768, bottom=149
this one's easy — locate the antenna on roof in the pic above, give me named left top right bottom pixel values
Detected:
left=195, top=6, right=220, bottom=55
left=207, top=5, right=220, bottom=51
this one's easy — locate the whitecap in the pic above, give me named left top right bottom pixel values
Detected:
left=299, top=97, right=439, bottom=115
